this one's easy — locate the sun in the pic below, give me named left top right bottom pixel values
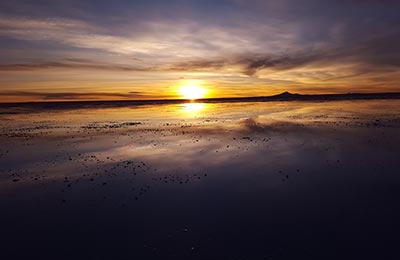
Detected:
left=178, top=85, right=207, bottom=100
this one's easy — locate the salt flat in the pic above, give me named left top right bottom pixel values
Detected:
left=1, top=100, right=399, bottom=259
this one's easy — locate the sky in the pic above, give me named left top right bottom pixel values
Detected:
left=0, top=0, right=400, bottom=102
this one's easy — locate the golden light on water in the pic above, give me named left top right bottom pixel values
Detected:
left=180, top=102, right=206, bottom=116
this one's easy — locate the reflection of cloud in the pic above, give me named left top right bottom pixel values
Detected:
left=241, top=117, right=308, bottom=133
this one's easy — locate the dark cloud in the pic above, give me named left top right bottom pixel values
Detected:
left=0, top=91, right=146, bottom=100
left=172, top=28, right=400, bottom=77
left=1, top=24, right=399, bottom=80
left=0, top=59, right=153, bottom=72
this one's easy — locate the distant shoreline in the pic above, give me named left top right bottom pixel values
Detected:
left=1, top=92, right=400, bottom=109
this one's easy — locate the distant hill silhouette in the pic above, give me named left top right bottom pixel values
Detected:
left=269, top=91, right=304, bottom=100
left=272, top=91, right=300, bottom=98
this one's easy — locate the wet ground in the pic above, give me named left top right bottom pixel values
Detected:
left=1, top=100, right=400, bottom=259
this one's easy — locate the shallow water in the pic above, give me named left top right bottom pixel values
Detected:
left=1, top=100, right=400, bottom=259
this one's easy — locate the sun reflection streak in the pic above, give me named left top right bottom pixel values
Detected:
left=181, top=102, right=206, bottom=115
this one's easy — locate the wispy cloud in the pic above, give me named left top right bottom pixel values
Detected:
left=0, top=14, right=297, bottom=59
left=0, top=59, right=154, bottom=72
left=0, top=16, right=172, bottom=57
left=0, top=90, right=149, bottom=100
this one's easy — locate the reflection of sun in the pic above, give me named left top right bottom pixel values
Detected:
left=178, top=85, right=207, bottom=100
left=182, top=103, right=205, bottom=114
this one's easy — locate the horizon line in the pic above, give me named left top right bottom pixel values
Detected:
left=1, top=91, right=400, bottom=106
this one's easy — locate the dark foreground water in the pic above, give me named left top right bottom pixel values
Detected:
left=1, top=100, right=400, bottom=259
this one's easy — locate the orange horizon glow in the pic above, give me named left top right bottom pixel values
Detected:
left=1, top=86, right=400, bottom=103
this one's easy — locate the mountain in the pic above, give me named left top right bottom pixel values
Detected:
left=271, top=91, right=300, bottom=98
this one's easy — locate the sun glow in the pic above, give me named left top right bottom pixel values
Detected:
left=178, top=84, right=207, bottom=100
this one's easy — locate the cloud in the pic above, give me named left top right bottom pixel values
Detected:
left=169, top=28, right=400, bottom=78
left=0, top=59, right=154, bottom=72
left=2, top=33, right=400, bottom=85
left=0, top=16, right=172, bottom=56
left=0, top=91, right=147, bottom=100
left=0, top=13, right=298, bottom=61
left=0, top=0, right=399, bottom=97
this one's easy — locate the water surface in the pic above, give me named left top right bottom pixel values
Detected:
left=1, top=100, right=400, bottom=259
